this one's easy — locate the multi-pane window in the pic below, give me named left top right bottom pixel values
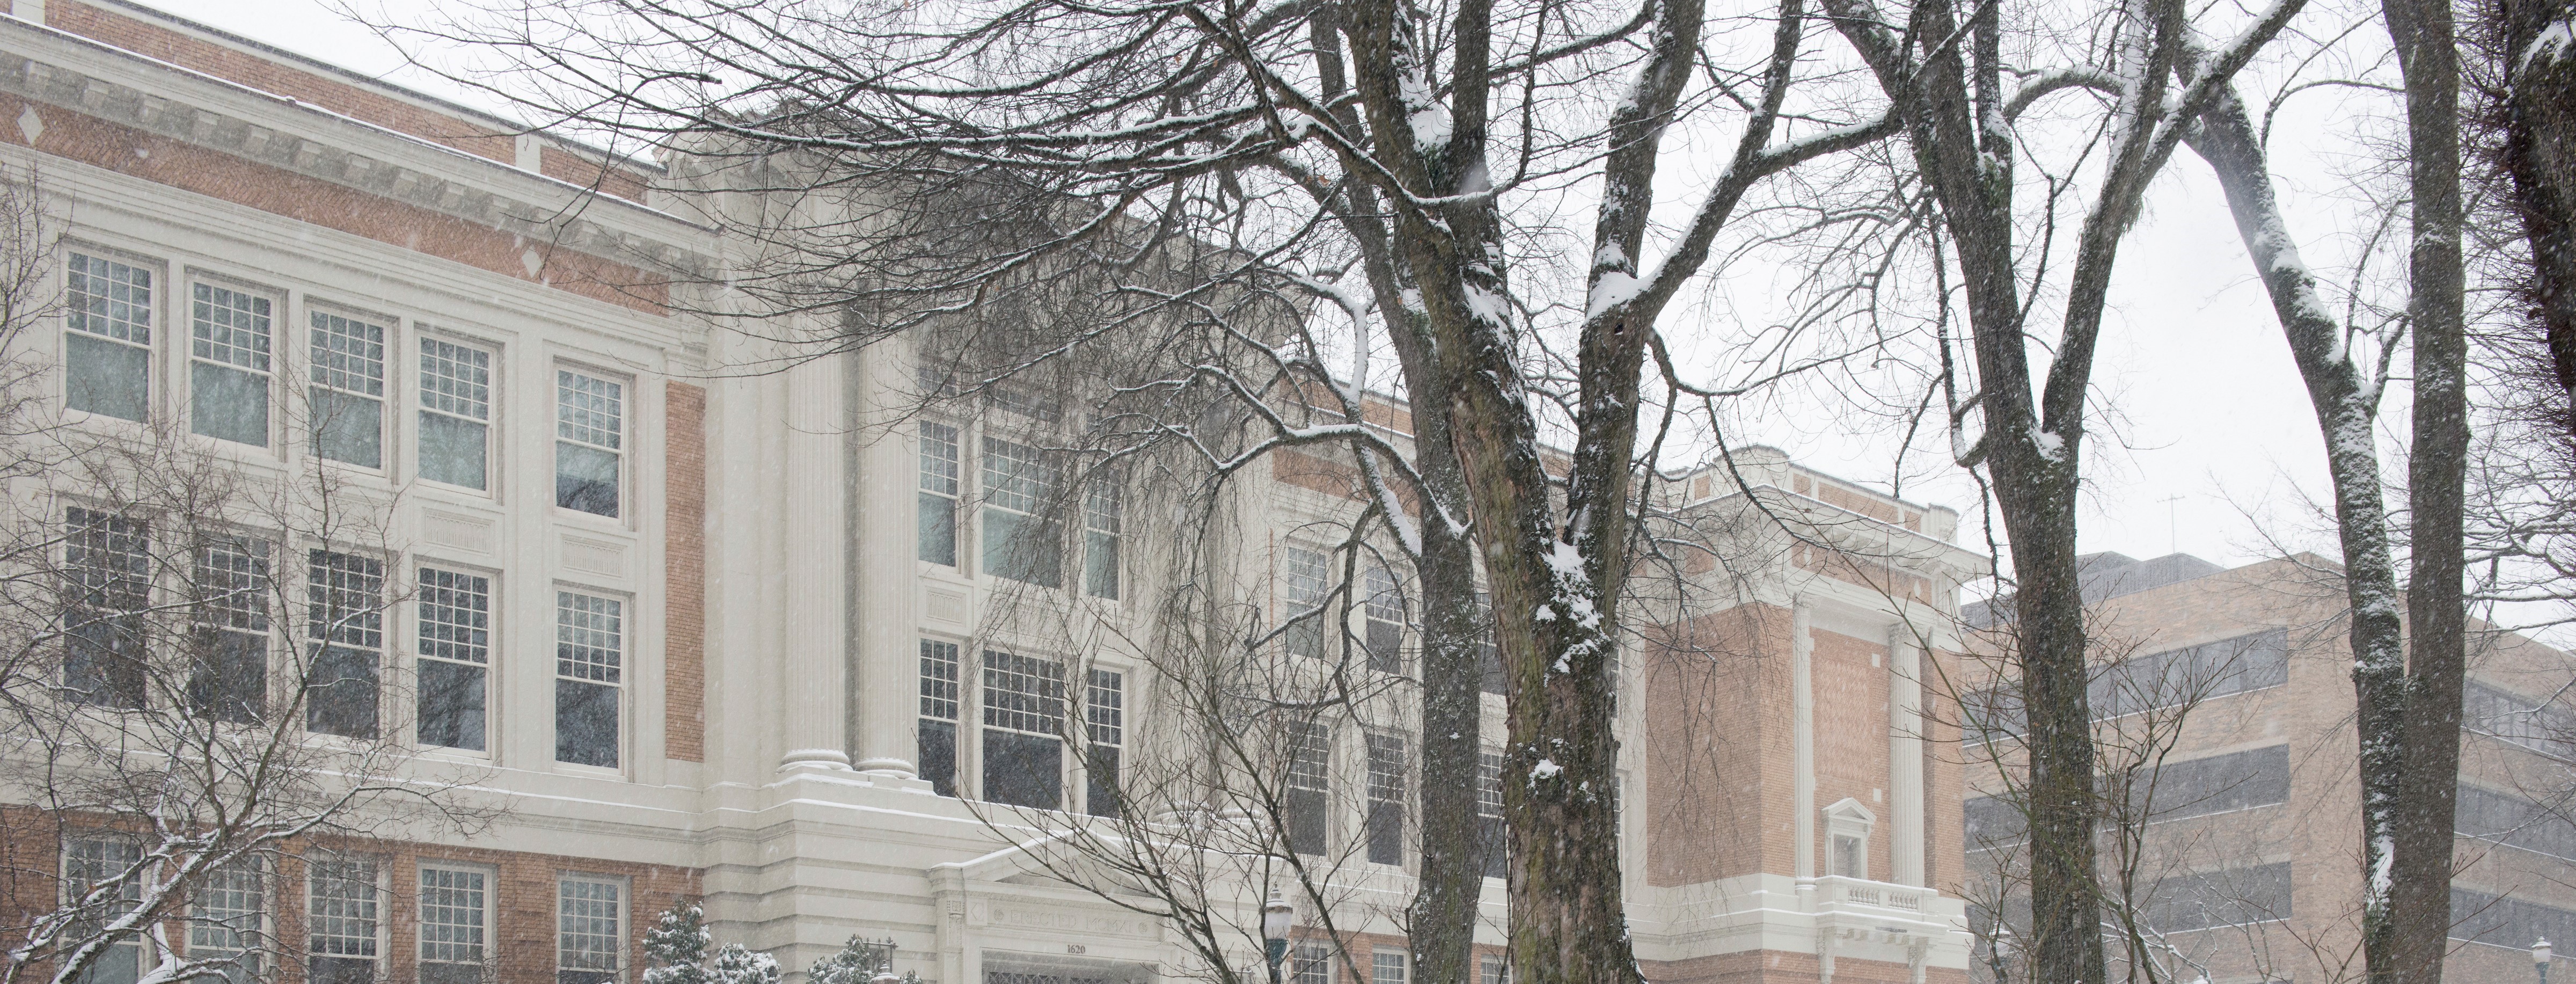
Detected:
left=2460, top=783, right=2576, bottom=861
left=1291, top=943, right=1335, bottom=984
left=555, top=592, right=623, bottom=768
left=1285, top=721, right=1330, bottom=855
left=417, top=569, right=492, bottom=751
left=1371, top=950, right=1407, bottom=984
left=1477, top=749, right=1505, bottom=878
left=418, top=338, right=493, bottom=490
left=555, top=370, right=623, bottom=517
left=1282, top=546, right=1328, bottom=659
left=64, top=252, right=153, bottom=420
left=557, top=876, right=623, bottom=984
left=1832, top=833, right=1864, bottom=879
left=2465, top=680, right=2576, bottom=759
left=189, top=282, right=272, bottom=447
left=63, top=508, right=150, bottom=709
left=2089, top=629, right=2290, bottom=719
left=1366, top=730, right=1408, bottom=865
left=188, top=859, right=265, bottom=983
left=982, top=438, right=1061, bottom=587
left=64, top=836, right=143, bottom=981
left=306, top=550, right=385, bottom=739
left=1086, top=669, right=1124, bottom=818
left=982, top=650, right=1065, bottom=809
left=1475, top=595, right=1504, bottom=696
left=308, top=856, right=382, bottom=984
left=919, top=639, right=962, bottom=798
left=1363, top=565, right=1404, bottom=674
left=189, top=534, right=270, bottom=724
left=1479, top=954, right=1508, bottom=984
left=419, top=865, right=488, bottom=984
left=2140, top=862, right=2292, bottom=932
left=919, top=421, right=961, bottom=566
left=1084, top=477, right=1121, bottom=600
left=309, top=310, right=387, bottom=467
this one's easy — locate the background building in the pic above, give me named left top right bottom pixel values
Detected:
left=1960, top=553, right=2576, bottom=984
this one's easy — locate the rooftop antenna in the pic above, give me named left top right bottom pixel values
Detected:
left=2162, top=494, right=2184, bottom=556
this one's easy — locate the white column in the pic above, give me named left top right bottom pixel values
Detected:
left=1890, top=623, right=1926, bottom=885
left=778, top=351, right=853, bottom=771
left=852, top=338, right=924, bottom=779
left=1792, top=603, right=1816, bottom=879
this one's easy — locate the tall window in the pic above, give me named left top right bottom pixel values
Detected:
left=1363, top=565, right=1404, bottom=674
left=64, top=836, right=143, bottom=983
left=309, top=311, right=386, bottom=467
left=1291, top=943, right=1335, bottom=984
left=189, top=282, right=272, bottom=447
left=1477, top=749, right=1505, bottom=878
left=64, top=252, right=152, bottom=420
left=418, top=865, right=488, bottom=984
left=982, top=438, right=1061, bottom=587
left=919, top=639, right=961, bottom=798
left=1479, top=954, right=1508, bottom=984
left=1371, top=950, right=1407, bottom=984
left=63, top=508, right=149, bottom=709
left=307, top=856, right=382, bottom=984
left=982, top=650, right=1065, bottom=809
left=1084, top=477, right=1121, bottom=600
left=418, top=338, right=492, bottom=489
left=1086, top=669, right=1124, bottom=818
left=557, top=877, right=623, bottom=984
left=417, top=569, right=492, bottom=751
left=1285, top=721, right=1330, bottom=855
left=1282, top=546, right=1328, bottom=659
left=918, top=421, right=960, bottom=565
left=555, top=370, right=623, bottom=517
left=1366, top=730, right=1407, bottom=865
left=189, top=534, right=269, bottom=724
left=1832, top=834, right=1863, bottom=879
left=555, top=592, right=623, bottom=768
left=306, top=550, right=384, bottom=739
left=1475, top=595, right=1504, bottom=696
left=188, top=859, right=265, bottom=984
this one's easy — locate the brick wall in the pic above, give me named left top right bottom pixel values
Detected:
left=665, top=380, right=708, bottom=763
left=1811, top=628, right=1893, bottom=880
left=1640, top=606, right=1790, bottom=886
left=0, top=92, right=668, bottom=313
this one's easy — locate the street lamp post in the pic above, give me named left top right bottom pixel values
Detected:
left=1264, top=890, right=1296, bottom=984
left=2536, top=937, right=2553, bottom=984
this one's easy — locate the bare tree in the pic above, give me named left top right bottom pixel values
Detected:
left=0, top=164, right=493, bottom=984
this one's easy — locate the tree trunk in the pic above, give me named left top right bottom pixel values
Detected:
left=2387, top=0, right=2471, bottom=979
left=2182, top=74, right=2420, bottom=983
left=2498, top=0, right=2576, bottom=406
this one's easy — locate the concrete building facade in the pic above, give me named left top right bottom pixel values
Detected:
left=0, top=4, right=1987, bottom=983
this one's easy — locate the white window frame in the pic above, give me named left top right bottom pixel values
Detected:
left=62, top=247, right=159, bottom=424
left=416, top=331, right=497, bottom=494
left=185, top=274, right=279, bottom=450
left=305, top=303, right=393, bottom=470
left=556, top=873, right=630, bottom=984
left=552, top=588, right=626, bottom=771
left=415, top=566, right=495, bottom=754
left=418, top=861, right=495, bottom=983
left=306, top=852, right=386, bottom=982
left=553, top=365, right=627, bottom=520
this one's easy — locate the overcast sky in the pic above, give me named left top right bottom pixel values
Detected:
left=141, top=0, right=2383, bottom=593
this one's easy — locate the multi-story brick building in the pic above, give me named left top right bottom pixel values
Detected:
left=0, top=3, right=1989, bottom=982
left=1960, top=552, right=2576, bottom=984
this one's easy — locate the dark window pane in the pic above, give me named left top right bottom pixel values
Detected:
left=919, top=719, right=958, bottom=797
left=919, top=491, right=957, bottom=565
left=559, top=973, right=615, bottom=984
left=310, top=387, right=382, bottom=468
left=1085, top=530, right=1119, bottom=599
left=188, top=629, right=266, bottom=724
left=418, top=413, right=488, bottom=489
left=1367, top=621, right=1404, bottom=675
left=555, top=679, right=619, bottom=767
left=982, top=729, right=1062, bottom=809
left=1367, top=800, right=1403, bottom=865
left=306, top=645, right=380, bottom=738
left=1287, top=788, right=1328, bottom=856
left=65, top=615, right=148, bottom=708
left=418, top=661, right=487, bottom=751
left=983, top=509, right=1062, bottom=588
left=1477, top=640, right=1505, bottom=696
left=76, top=944, right=141, bottom=984
left=66, top=332, right=148, bottom=421
left=555, top=442, right=619, bottom=517
left=307, top=957, right=375, bottom=984
left=191, top=361, right=268, bottom=447
left=1086, top=744, right=1122, bottom=818
left=420, top=965, right=481, bottom=984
